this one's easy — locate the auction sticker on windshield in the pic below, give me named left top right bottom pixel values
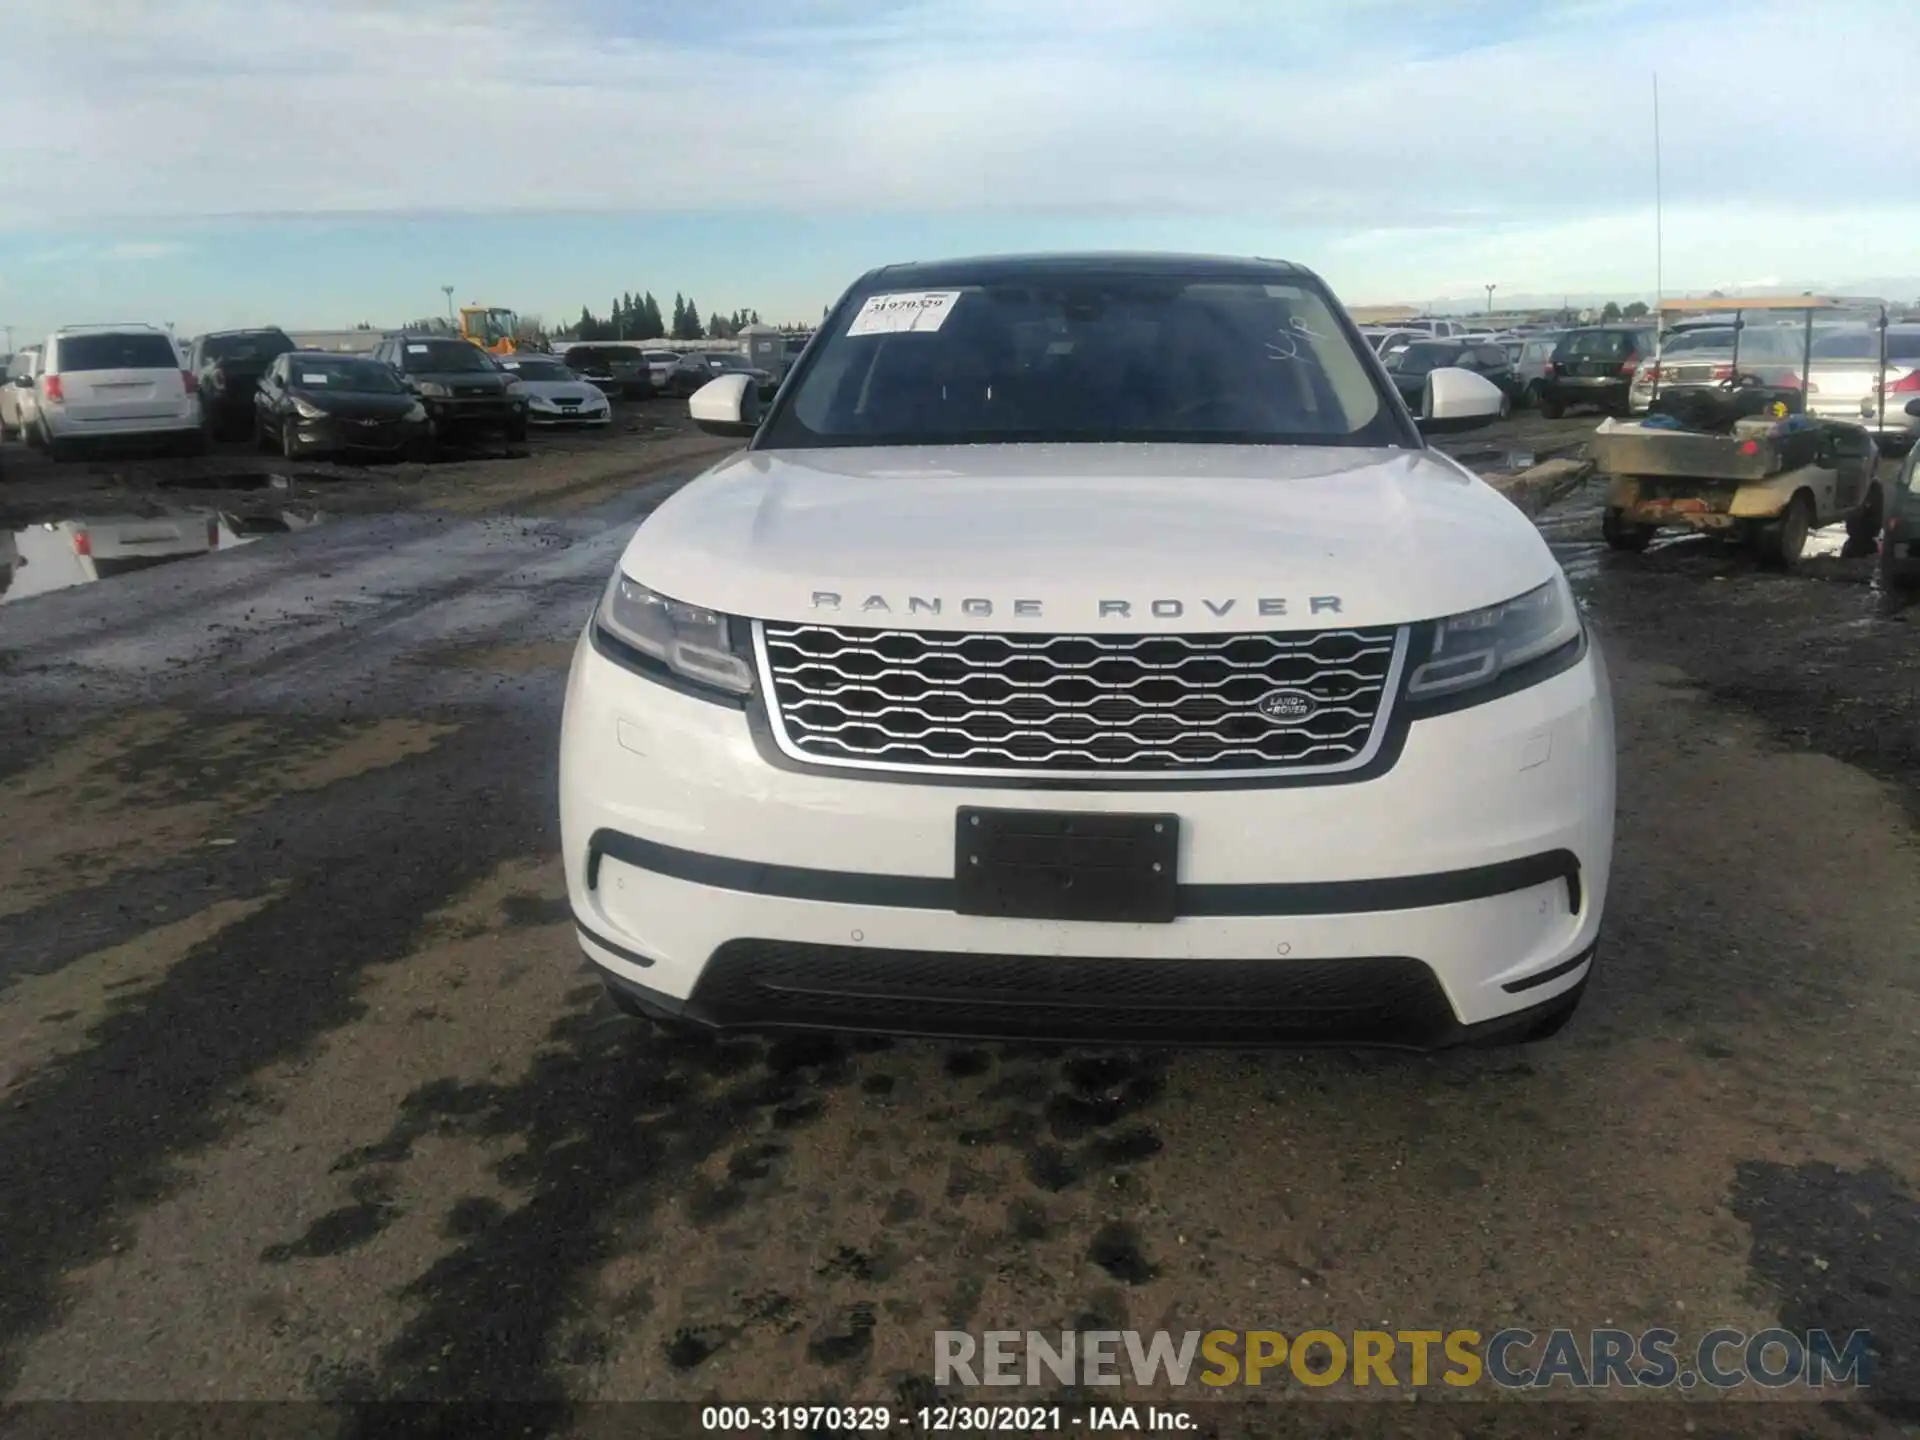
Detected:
left=847, top=291, right=962, bottom=337
left=302, top=373, right=329, bottom=384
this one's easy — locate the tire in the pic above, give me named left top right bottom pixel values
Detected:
left=1498, top=390, right=1513, bottom=420
left=1521, top=381, right=1541, bottom=411
left=505, top=415, right=528, bottom=444
left=1537, top=391, right=1565, bottom=420
left=253, top=409, right=273, bottom=452
left=280, top=415, right=300, bottom=462
left=1755, top=490, right=1814, bottom=569
left=41, top=422, right=73, bottom=463
left=1848, top=482, right=1885, bottom=544
left=1602, top=507, right=1655, bottom=552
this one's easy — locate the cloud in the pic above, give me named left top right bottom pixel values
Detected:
left=2, top=0, right=1909, bottom=233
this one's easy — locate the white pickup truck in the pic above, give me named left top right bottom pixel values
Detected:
left=559, top=252, right=1615, bottom=1050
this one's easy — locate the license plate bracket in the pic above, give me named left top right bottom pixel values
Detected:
left=954, top=807, right=1179, bottom=924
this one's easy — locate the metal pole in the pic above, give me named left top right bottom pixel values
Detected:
left=1879, top=303, right=1889, bottom=433
left=1801, top=309, right=1814, bottom=401
left=1485, top=284, right=1495, bottom=316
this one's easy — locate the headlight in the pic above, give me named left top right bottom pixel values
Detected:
left=403, top=402, right=428, bottom=422
left=529, top=395, right=556, bottom=410
left=1406, top=574, right=1580, bottom=701
left=414, top=380, right=450, bottom=398
left=597, top=573, right=752, bottom=695
left=291, top=396, right=326, bottom=420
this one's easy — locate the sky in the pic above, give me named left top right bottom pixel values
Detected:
left=2, top=0, right=1917, bottom=343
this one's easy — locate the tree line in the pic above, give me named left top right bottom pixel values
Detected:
left=570, top=292, right=766, bottom=343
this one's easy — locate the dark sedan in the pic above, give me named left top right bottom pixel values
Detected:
left=253, top=352, right=432, bottom=460
left=1382, top=340, right=1518, bottom=416
left=190, top=328, right=296, bottom=438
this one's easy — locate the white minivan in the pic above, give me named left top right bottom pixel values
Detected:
left=33, top=324, right=205, bottom=460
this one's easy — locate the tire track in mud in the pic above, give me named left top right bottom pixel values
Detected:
left=0, top=714, right=555, bottom=1392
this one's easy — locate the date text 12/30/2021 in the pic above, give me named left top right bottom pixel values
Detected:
left=701, top=1404, right=1197, bottom=1432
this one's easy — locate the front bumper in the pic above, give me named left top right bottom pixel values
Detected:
left=529, top=405, right=612, bottom=427
left=558, top=623, right=1616, bottom=1047
left=424, top=397, right=523, bottom=430
left=287, top=415, right=428, bottom=455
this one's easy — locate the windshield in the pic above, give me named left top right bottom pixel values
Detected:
left=57, top=333, right=179, bottom=371
left=203, top=332, right=294, bottom=363
left=1385, top=341, right=1462, bottom=377
left=501, top=360, right=571, bottom=382
left=1558, top=330, right=1637, bottom=359
left=399, top=341, right=495, bottom=374
left=289, top=357, right=406, bottom=393
left=765, top=274, right=1395, bottom=449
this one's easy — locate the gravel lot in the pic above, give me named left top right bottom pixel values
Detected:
left=0, top=409, right=1915, bottom=1437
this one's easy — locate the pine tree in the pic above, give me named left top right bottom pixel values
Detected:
left=671, top=294, right=688, bottom=338
left=641, top=293, right=664, bottom=339
left=708, top=310, right=726, bottom=340
left=577, top=306, right=594, bottom=340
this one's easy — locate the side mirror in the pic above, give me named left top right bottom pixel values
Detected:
left=1416, top=367, right=1505, bottom=434
left=1906, top=397, right=1920, bottom=419
left=12, top=375, right=31, bottom=389
left=689, top=372, right=761, bottom=438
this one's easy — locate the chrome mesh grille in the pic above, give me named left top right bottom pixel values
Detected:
left=757, top=622, right=1405, bottom=777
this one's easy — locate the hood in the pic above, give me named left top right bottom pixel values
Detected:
left=290, top=386, right=419, bottom=418
left=408, top=370, right=510, bottom=391
left=622, top=443, right=1560, bottom=631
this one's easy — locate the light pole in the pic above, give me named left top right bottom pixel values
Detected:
left=1, top=324, right=12, bottom=353
left=1485, top=284, right=1496, bottom=316
left=441, top=285, right=455, bottom=328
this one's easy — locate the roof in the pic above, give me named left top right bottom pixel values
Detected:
left=199, top=327, right=291, bottom=338
left=864, top=251, right=1312, bottom=289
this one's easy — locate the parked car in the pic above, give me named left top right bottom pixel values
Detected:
left=370, top=334, right=527, bottom=444
left=254, top=351, right=433, bottom=459
left=667, top=351, right=775, bottom=399
left=1509, top=333, right=1565, bottom=409
left=554, top=343, right=653, bottom=399
left=189, top=328, right=296, bottom=439
left=562, top=250, right=1610, bottom=1050
left=1627, top=324, right=1805, bottom=414
left=1536, top=325, right=1656, bottom=418
left=29, top=324, right=204, bottom=461
left=642, top=350, right=681, bottom=391
left=1, top=347, right=42, bottom=439
left=495, top=355, right=613, bottom=427
left=1804, top=324, right=1920, bottom=454
left=1382, top=340, right=1518, bottom=416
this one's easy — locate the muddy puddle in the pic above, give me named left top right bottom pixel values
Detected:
left=0, top=506, right=326, bottom=606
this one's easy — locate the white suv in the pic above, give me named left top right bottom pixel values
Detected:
left=33, top=324, right=204, bottom=460
left=558, top=254, right=1616, bottom=1049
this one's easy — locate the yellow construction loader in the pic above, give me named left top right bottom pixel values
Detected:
left=458, top=305, right=543, bottom=355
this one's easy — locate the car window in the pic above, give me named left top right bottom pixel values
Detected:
left=772, top=274, right=1395, bottom=449
left=55, top=332, right=180, bottom=371
left=500, top=360, right=570, bottom=381
left=1386, top=342, right=1462, bottom=377
left=288, top=356, right=406, bottom=392
left=1475, top=346, right=1508, bottom=369
left=1557, top=330, right=1633, bottom=359
left=397, top=340, right=495, bottom=373
left=201, top=332, right=294, bottom=363
left=6, top=354, right=33, bottom=380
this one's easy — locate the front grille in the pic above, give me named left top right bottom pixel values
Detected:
left=757, top=621, right=1404, bottom=778
left=688, top=941, right=1459, bottom=1046
left=455, top=385, right=496, bottom=398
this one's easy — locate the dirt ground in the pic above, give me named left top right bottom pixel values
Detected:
left=0, top=410, right=1916, bottom=1439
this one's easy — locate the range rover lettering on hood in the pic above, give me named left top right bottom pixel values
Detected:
left=809, top=592, right=1344, bottom=619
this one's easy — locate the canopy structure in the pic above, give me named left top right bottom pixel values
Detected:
left=1647, top=297, right=1890, bottom=426
left=1657, top=295, right=1886, bottom=316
